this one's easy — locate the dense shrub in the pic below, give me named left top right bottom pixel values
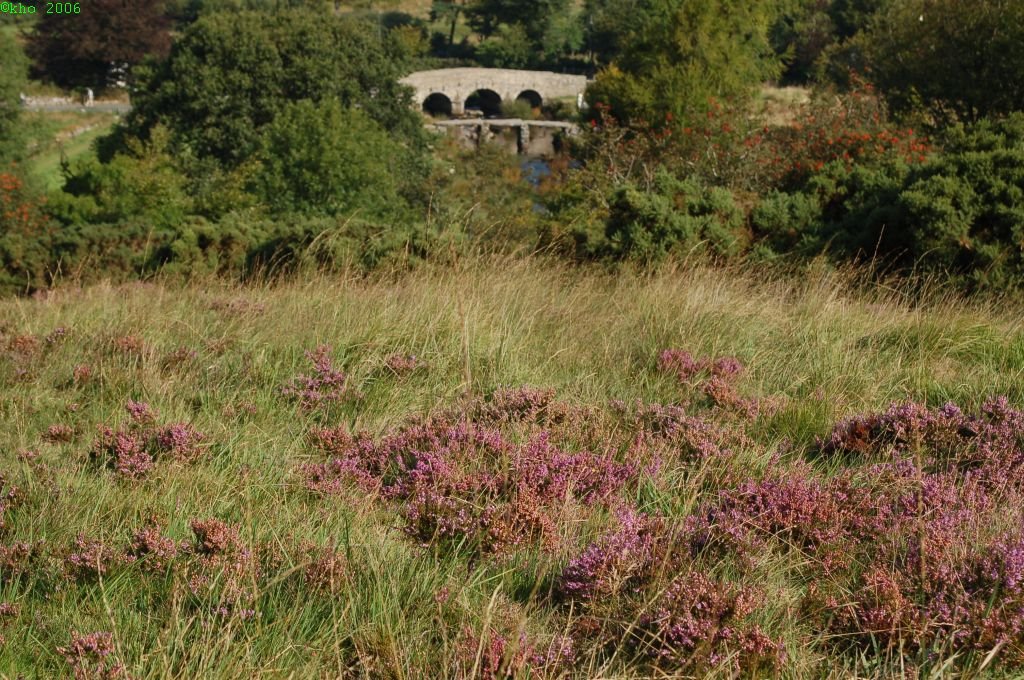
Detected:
left=36, top=213, right=452, bottom=290
left=0, top=171, right=54, bottom=294
left=251, top=100, right=411, bottom=220
left=856, top=0, right=1024, bottom=125
left=753, top=113, right=1024, bottom=289
left=50, top=126, right=194, bottom=230
left=600, top=171, right=747, bottom=263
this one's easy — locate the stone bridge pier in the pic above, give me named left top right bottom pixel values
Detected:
left=400, top=68, right=587, bottom=117
left=429, top=119, right=579, bottom=157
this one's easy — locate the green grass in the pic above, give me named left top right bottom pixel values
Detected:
left=1, top=259, right=1024, bottom=677
left=21, top=110, right=120, bottom=190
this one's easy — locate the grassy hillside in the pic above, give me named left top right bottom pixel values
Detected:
left=2, top=259, right=1024, bottom=677
left=22, top=110, right=121, bottom=190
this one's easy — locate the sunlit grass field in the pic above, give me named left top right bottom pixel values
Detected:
left=2, top=259, right=1024, bottom=677
left=21, top=109, right=121, bottom=191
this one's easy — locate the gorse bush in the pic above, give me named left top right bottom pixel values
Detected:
left=547, top=86, right=1024, bottom=290
left=755, top=113, right=1024, bottom=288
left=600, top=171, right=747, bottom=263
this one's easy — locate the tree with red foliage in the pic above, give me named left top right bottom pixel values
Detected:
left=27, top=0, right=172, bottom=90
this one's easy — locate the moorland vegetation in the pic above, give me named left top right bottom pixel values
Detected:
left=2, top=0, right=1024, bottom=676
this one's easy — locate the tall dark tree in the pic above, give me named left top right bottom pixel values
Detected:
left=430, top=0, right=468, bottom=51
left=27, top=0, right=172, bottom=89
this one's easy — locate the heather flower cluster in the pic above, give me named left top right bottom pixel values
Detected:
left=658, top=349, right=743, bottom=382
left=112, top=334, right=145, bottom=357
left=455, top=625, right=574, bottom=679
left=89, top=401, right=207, bottom=479
left=671, top=397, right=1024, bottom=664
left=636, top=572, right=785, bottom=673
left=557, top=509, right=786, bottom=675
left=58, top=631, right=128, bottom=679
left=9, top=317, right=1024, bottom=678
left=186, top=519, right=259, bottom=620
left=42, top=426, right=74, bottom=446
left=303, top=415, right=637, bottom=556
left=281, top=345, right=360, bottom=410
left=0, top=473, right=21, bottom=532
left=160, top=346, right=197, bottom=371
left=657, top=349, right=780, bottom=418
left=65, top=535, right=123, bottom=579
left=301, top=543, right=349, bottom=594
left=126, top=522, right=184, bottom=572
left=384, top=353, right=426, bottom=375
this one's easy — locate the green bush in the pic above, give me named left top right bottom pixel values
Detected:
left=500, top=99, right=536, bottom=120
left=0, top=32, right=28, bottom=165
left=751, top=114, right=1024, bottom=289
left=565, top=169, right=747, bottom=263
left=251, top=99, right=411, bottom=220
left=50, top=126, right=195, bottom=230
left=856, top=0, right=1024, bottom=126
left=42, top=213, right=456, bottom=288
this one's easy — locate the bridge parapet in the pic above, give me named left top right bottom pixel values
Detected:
left=401, top=68, right=587, bottom=116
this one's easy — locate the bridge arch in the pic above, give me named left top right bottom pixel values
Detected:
left=422, top=92, right=453, bottom=118
left=516, top=89, right=542, bottom=109
left=465, top=88, right=502, bottom=117
left=400, top=69, right=588, bottom=119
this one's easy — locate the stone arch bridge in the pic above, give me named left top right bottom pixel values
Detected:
left=400, top=68, right=587, bottom=117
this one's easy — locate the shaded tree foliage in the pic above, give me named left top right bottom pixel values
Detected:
left=858, top=0, right=1024, bottom=125
left=26, top=0, right=172, bottom=88
left=461, top=0, right=581, bottom=68
left=168, top=0, right=327, bottom=24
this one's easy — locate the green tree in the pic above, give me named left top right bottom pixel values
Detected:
left=858, top=0, right=1024, bottom=125
left=585, top=0, right=783, bottom=125
left=475, top=24, right=534, bottom=68
left=0, top=32, right=28, bottom=165
left=583, top=0, right=650, bottom=65
left=122, top=10, right=424, bottom=169
left=465, top=0, right=580, bottom=66
left=251, top=99, right=409, bottom=219
left=466, top=0, right=570, bottom=42
left=431, top=0, right=468, bottom=51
